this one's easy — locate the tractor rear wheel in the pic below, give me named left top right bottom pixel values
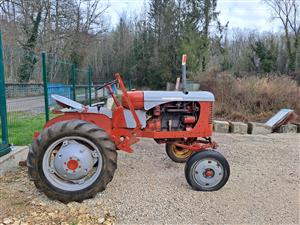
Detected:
left=165, top=143, right=193, bottom=163
left=185, top=150, right=230, bottom=191
left=27, top=120, right=117, bottom=203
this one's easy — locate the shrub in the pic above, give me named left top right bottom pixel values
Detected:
left=193, top=72, right=300, bottom=122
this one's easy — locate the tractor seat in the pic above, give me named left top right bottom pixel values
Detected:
left=121, top=91, right=144, bottom=110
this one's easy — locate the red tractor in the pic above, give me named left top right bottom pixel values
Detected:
left=27, top=73, right=230, bottom=203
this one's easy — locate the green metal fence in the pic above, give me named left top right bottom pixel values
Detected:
left=2, top=44, right=44, bottom=147
left=0, top=32, right=101, bottom=153
left=0, top=33, right=11, bottom=156
left=45, top=54, right=97, bottom=114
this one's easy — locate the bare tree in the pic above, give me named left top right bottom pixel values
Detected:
left=264, top=0, right=300, bottom=72
left=0, top=0, right=51, bottom=81
left=0, top=0, right=109, bottom=81
left=66, top=0, right=109, bottom=66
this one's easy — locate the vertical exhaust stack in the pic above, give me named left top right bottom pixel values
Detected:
left=181, top=54, right=187, bottom=94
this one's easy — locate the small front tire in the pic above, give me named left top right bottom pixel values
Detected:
left=185, top=150, right=230, bottom=191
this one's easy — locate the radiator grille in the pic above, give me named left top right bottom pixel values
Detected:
left=209, top=102, right=213, bottom=124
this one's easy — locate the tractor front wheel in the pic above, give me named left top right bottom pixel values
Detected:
left=27, top=120, right=117, bottom=203
left=165, top=143, right=193, bottom=163
left=185, top=150, right=230, bottom=191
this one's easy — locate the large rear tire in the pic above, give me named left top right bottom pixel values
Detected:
left=27, top=120, right=117, bottom=203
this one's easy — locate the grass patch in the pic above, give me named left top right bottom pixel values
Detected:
left=8, top=112, right=46, bottom=145
left=69, top=221, right=79, bottom=225
left=0, top=112, right=48, bottom=146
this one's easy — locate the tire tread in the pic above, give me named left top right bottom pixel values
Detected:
left=27, top=120, right=117, bottom=203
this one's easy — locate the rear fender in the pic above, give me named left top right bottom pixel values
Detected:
left=35, top=112, right=113, bottom=139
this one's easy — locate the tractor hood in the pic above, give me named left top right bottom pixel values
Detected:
left=143, top=91, right=215, bottom=110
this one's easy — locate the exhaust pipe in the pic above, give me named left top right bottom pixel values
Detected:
left=181, top=54, right=187, bottom=94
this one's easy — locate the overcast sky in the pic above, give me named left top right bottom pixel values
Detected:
left=105, top=0, right=282, bottom=32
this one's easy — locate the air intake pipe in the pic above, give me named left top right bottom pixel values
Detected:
left=182, top=54, right=187, bottom=94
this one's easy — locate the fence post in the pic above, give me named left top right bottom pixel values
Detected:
left=42, top=52, right=49, bottom=122
left=71, top=64, right=76, bottom=101
left=128, top=73, right=132, bottom=90
left=0, top=32, right=11, bottom=156
left=88, top=66, right=92, bottom=106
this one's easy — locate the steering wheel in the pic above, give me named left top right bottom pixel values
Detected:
left=95, top=80, right=118, bottom=91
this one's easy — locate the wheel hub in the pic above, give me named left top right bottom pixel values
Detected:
left=204, top=169, right=214, bottom=178
left=67, top=159, right=79, bottom=170
left=194, top=159, right=223, bottom=188
left=54, top=140, right=95, bottom=180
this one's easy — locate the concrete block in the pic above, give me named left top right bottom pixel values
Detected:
left=292, top=123, right=300, bottom=133
left=213, top=120, right=229, bottom=133
left=0, top=146, right=28, bottom=176
left=248, top=122, right=272, bottom=134
left=229, top=122, right=248, bottom=134
left=278, top=124, right=297, bottom=133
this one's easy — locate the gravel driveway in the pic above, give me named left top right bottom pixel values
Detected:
left=0, top=133, right=299, bottom=225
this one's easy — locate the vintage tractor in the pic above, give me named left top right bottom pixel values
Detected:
left=27, top=68, right=230, bottom=203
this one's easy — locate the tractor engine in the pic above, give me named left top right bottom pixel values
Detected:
left=145, top=101, right=200, bottom=132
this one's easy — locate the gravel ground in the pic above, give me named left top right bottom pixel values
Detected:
left=0, top=133, right=299, bottom=225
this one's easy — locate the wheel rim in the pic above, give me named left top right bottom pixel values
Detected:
left=192, top=158, right=224, bottom=189
left=171, top=145, right=193, bottom=159
left=42, top=136, right=103, bottom=192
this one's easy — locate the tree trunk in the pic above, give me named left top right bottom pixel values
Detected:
left=202, top=0, right=211, bottom=72
left=17, top=11, right=42, bottom=82
left=295, top=32, right=300, bottom=70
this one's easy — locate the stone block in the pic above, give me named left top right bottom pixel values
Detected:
left=278, top=124, right=297, bottom=133
left=0, top=146, right=28, bottom=176
left=248, top=122, right=272, bottom=134
left=229, top=122, right=248, bottom=134
left=292, top=123, right=300, bottom=133
left=213, top=120, right=229, bottom=133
